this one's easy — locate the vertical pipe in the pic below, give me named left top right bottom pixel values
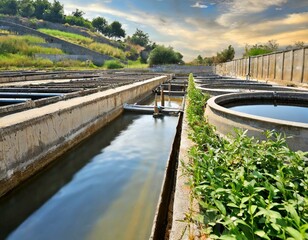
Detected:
left=154, top=93, right=159, bottom=114
left=274, top=53, right=277, bottom=80
left=168, top=82, right=171, bottom=96
left=161, top=86, right=165, bottom=107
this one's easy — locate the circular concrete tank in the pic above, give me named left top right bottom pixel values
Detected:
left=198, top=84, right=306, bottom=96
left=205, top=92, right=308, bottom=151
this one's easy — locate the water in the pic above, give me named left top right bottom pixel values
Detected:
left=0, top=103, right=179, bottom=239
left=229, top=104, right=308, bottom=124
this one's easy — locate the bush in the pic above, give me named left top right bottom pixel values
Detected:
left=147, top=45, right=183, bottom=66
left=186, top=74, right=308, bottom=239
left=104, top=60, right=124, bottom=69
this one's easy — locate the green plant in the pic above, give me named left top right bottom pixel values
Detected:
left=104, top=60, right=124, bottom=69
left=185, top=73, right=308, bottom=239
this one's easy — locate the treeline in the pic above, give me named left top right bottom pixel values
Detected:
left=191, top=45, right=235, bottom=66
left=0, top=0, right=126, bottom=39
left=193, top=40, right=306, bottom=66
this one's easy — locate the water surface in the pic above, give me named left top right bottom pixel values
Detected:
left=1, top=109, right=178, bottom=240
left=229, top=104, right=308, bottom=123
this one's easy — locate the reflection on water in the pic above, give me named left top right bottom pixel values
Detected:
left=1, top=111, right=178, bottom=240
left=229, top=104, right=308, bottom=123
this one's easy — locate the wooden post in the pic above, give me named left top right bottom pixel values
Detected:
left=301, top=48, right=305, bottom=83
left=281, top=52, right=285, bottom=81
left=290, top=50, right=294, bottom=82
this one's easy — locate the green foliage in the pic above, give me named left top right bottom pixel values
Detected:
left=244, top=40, right=279, bottom=57
left=186, top=74, right=308, bottom=239
left=38, top=28, right=92, bottom=44
left=130, top=28, right=149, bottom=47
left=0, top=54, right=53, bottom=68
left=38, top=28, right=125, bottom=59
left=33, top=0, right=51, bottom=19
left=0, top=0, right=18, bottom=15
left=65, top=16, right=93, bottom=29
left=103, top=60, right=124, bottom=69
left=147, top=45, right=183, bottom=66
left=216, top=45, right=235, bottom=63
left=92, top=17, right=109, bottom=35
left=108, top=21, right=125, bottom=39
left=42, top=0, right=64, bottom=23
left=0, top=35, right=62, bottom=56
left=19, top=0, right=35, bottom=17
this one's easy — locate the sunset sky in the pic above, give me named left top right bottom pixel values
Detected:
left=60, top=0, right=308, bottom=61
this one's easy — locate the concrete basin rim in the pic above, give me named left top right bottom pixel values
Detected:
left=207, top=92, right=308, bottom=128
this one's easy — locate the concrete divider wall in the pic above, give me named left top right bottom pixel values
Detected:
left=0, top=75, right=170, bottom=196
left=0, top=20, right=113, bottom=66
left=215, top=47, right=308, bottom=84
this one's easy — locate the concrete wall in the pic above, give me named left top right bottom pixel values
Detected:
left=0, top=20, right=113, bottom=66
left=215, top=47, right=308, bottom=84
left=0, top=75, right=170, bottom=196
left=35, top=54, right=92, bottom=62
left=205, top=92, right=308, bottom=152
left=150, top=65, right=214, bottom=74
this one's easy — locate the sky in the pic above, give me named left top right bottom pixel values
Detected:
left=60, top=0, right=308, bottom=61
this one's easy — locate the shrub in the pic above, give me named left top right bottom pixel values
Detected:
left=104, top=60, right=124, bottom=69
left=147, top=45, right=183, bottom=66
left=185, top=74, right=308, bottom=239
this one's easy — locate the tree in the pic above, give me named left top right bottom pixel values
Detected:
left=19, top=0, right=35, bottom=17
left=294, top=41, right=305, bottom=48
left=147, top=45, right=183, bottom=66
left=42, top=0, right=64, bottom=23
left=92, top=17, right=108, bottom=35
left=108, top=21, right=125, bottom=39
left=0, top=0, right=18, bottom=15
left=196, top=55, right=203, bottom=64
left=72, top=8, right=84, bottom=18
left=33, top=0, right=51, bottom=19
left=130, top=29, right=149, bottom=47
left=215, top=45, right=235, bottom=63
left=244, top=40, right=279, bottom=57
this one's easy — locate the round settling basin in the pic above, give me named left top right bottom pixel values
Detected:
left=198, top=84, right=306, bottom=96
left=205, top=92, right=308, bottom=151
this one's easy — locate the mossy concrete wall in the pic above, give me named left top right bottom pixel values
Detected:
left=0, top=75, right=170, bottom=197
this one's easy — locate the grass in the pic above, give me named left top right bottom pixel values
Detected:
left=125, top=60, right=149, bottom=69
left=0, top=35, right=63, bottom=56
left=38, top=28, right=126, bottom=59
left=103, top=60, right=124, bottom=69
left=0, top=35, right=98, bottom=69
left=185, top=73, right=308, bottom=239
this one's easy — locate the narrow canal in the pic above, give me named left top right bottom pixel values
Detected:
left=0, top=98, right=181, bottom=240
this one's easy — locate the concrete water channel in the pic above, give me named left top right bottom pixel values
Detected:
left=0, top=70, right=187, bottom=239
left=1, top=98, right=181, bottom=239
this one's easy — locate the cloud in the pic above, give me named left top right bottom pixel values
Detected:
left=62, top=0, right=308, bottom=61
left=191, top=2, right=208, bottom=8
left=216, top=0, right=288, bottom=27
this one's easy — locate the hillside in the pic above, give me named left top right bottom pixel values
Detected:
left=0, top=16, right=147, bottom=69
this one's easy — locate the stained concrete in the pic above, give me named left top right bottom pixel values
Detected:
left=169, top=102, right=200, bottom=240
left=0, top=75, right=170, bottom=197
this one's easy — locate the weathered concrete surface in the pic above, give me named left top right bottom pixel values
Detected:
left=205, top=92, right=308, bottom=151
left=169, top=103, right=200, bottom=240
left=0, top=75, right=170, bottom=197
left=216, top=47, right=308, bottom=85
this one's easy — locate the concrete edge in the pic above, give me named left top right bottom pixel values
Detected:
left=169, top=100, right=200, bottom=240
